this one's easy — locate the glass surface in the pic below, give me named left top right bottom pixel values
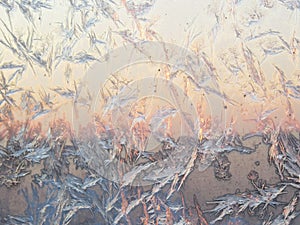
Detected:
left=0, top=0, right=299, bottom=224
